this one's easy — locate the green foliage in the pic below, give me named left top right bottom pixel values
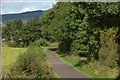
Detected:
left=19, top=17, right=41, bottom=47
left=40, top=2, right=120, bottom=63
left=117, top=45, right=120, bottom=79
left=41, top=9, right=56, bottom=42
left=2, top=20, right=23, bottom=47
left=85, top=28, right=119, bottom=78
left=9, top=44, right=53, bottom=78
left=42, top=2, right=102, bottom=61
left=87, top=61, right=118, bottom=78
left=99, top=28, right=119, bottom=68
left=29, top=38, right=48, bottom=47
left=2, top=17, right=42, bottom=47
left=2, top=20, right=22, bottom=41
left=40, top=2, right=120, bottom=78
left=2, top=2, right=120, bottom=78
left=58, top=39, right=72, bottom=54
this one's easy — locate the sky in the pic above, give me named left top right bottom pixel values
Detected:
left=1, top=0, right=118, bottom=14
left=1, top=0, right=57, bottom=14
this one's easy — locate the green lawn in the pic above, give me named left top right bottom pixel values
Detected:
left=2, top=47, right=27, bottom=71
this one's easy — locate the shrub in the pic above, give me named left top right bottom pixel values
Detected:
left=29, top=38, right=48, bottom=47
left=58, top=40, right=72, bottom=54
left=117, top=45, right=120, bottom=79
left=87, top=61, right=118, bottom=78
left=99, top=28, right=119, bottom=68
left=2, top=42, right=8, bottom=47
left=85, top=28, right=119, bottom=78
left=9, top=45, right=53, bottom=79
left=71, top=28, right=100, bottom=62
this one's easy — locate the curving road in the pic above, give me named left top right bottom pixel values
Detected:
left=45, top=48, right=92, bottom=80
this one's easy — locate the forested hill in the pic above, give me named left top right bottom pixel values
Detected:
left=1, top=10, right=47, bottom=23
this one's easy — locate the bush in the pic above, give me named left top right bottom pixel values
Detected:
left=99, top=28, right=119, bottom=68
left=5, top=41, right=25, bottom=48
left=9, top=45, right=53, bottom=79
left=117, top=45, right=120, bottom=79
left=58, top=40, right=72, bottom=54
left=84, top=28, right=119, bottom=78
left=2, top=42, right=8, bottom=47
left=87, top=61, right=118, bottom=78
left=29, top=38, right=48, bottom=47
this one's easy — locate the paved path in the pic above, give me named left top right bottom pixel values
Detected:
left=45, top=48, right=92, bottom=80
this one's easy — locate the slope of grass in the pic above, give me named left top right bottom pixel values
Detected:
left=2, top=47, right=27, bottom=72
left=56, top=53, right=108, bottom=79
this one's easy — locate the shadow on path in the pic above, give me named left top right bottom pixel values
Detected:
left=48, top=48, right=57, bottom=51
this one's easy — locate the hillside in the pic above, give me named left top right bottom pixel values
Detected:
left=1, top=10, right=47, bottom=23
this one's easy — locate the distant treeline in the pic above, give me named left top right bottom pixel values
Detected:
left=1, top=10, right=45, bottom=23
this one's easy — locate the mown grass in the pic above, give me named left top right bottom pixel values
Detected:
left=2, top=47, right=27, bottom=72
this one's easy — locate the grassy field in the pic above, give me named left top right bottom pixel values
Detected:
left=2, top=47, right=27, bottom=72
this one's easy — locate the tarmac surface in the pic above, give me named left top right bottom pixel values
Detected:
left=45, top=48, right=92, bottom=80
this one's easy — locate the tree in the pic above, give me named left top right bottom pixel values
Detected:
left=2, top=20, right=23, bottom=47
left=20, top=17, right=41, bottom=47
left=2, top=17, right=42, bottom=47
left=40, top=2, right=120, bottom=63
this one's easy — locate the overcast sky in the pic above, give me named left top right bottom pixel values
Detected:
left=1, top=0, right=57, bottom=14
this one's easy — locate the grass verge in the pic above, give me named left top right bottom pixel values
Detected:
left=55, top=53, right=108, bottom=79
left=43, top=44, right=108, bottom=79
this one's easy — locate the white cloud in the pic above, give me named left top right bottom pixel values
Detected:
left=20, top=7, right=40, bottom=13
left=1, top=11, right=16, bottom=14
left=1, top=1, right=56, bottom=14
left=21, top=8, right=30, bottom=12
